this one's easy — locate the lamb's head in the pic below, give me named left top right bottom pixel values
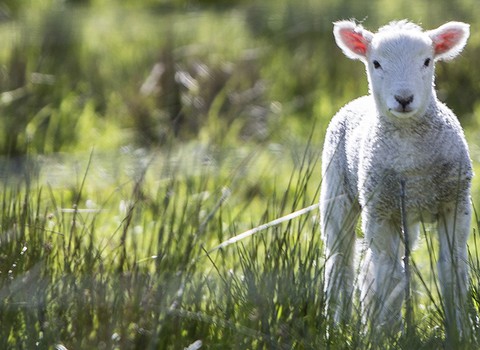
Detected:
left=333, top=20, right=470, bottom=119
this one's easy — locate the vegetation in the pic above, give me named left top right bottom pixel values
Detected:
left=0, top=0, right=480, bottom=348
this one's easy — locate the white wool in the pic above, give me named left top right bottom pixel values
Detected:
left=321, top=20, right=472, bottom=332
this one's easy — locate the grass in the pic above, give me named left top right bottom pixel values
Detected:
left=0, top=142, right=324, bottom=349
left=1, top=142, right=480, bottom=349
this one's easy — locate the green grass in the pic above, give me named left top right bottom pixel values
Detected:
left=0, top=143, right=325, bottom=349
left=1, top=143, right=480, bottom=349
left=1, top=0, right=480, bottom=348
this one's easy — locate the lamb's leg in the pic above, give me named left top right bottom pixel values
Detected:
left=320, top=176, right=359, bottom=324
left=437, top=199, right=471, bottom=339
left=361, top=216, right=406, bottom=329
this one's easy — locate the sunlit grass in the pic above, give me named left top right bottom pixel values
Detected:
left=1, top=139, right=479, bottom=348
left=0, top=141, right=325, bottom=348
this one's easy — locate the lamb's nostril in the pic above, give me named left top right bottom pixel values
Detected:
left=394, top=94, right=414, bottom=109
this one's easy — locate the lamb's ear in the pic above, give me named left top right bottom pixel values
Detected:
left=333, top=20, right=373, bottom=61
left=427, top=22, right=470, bottom=61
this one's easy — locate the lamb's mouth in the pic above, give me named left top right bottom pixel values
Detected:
left=389, top=108, right=417, bottom=118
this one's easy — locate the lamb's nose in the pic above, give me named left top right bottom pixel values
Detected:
left=395, top=94, right=414, bottom=109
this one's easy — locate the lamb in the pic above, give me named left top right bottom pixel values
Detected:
left=320, top=20, right=472, bottom=334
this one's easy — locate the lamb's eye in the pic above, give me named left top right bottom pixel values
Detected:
left=373, top=60, right=381, bottom=69
left=424, top=58, right=431, bottom=67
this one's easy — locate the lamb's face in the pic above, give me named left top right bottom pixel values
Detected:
left=367, top=32, right=434, bottom=119
left=333, top=20, right=470, bottom=120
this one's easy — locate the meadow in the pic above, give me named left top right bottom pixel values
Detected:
left=2, top=0, right=480, bottom=348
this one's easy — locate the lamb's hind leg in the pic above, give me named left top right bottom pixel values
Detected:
left=320, top=179, right=360, bottom=324
left=437, top=198, right=471, bottom=339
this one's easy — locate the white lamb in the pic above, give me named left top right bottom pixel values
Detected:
left=320, top=20, right=472, bottom=333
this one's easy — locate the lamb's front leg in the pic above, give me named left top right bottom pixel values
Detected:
left=321, top=190, right=359, bottom=324
left=361, top=215, right=405, bottom=329
left=437, top=198, right=471, bottom=338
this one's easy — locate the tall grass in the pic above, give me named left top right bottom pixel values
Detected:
left=0, top=143, right=479, bottom=349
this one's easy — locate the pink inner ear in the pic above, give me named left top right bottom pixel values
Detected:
left=434, top=30, right=462, bottom=55
left=340, top=29, right=368, bottom=55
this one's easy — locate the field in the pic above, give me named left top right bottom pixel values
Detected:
left=2, top=0, right=480, bottom=348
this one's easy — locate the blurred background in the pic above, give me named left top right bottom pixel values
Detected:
left=0, top=0, right=479, bottom=158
